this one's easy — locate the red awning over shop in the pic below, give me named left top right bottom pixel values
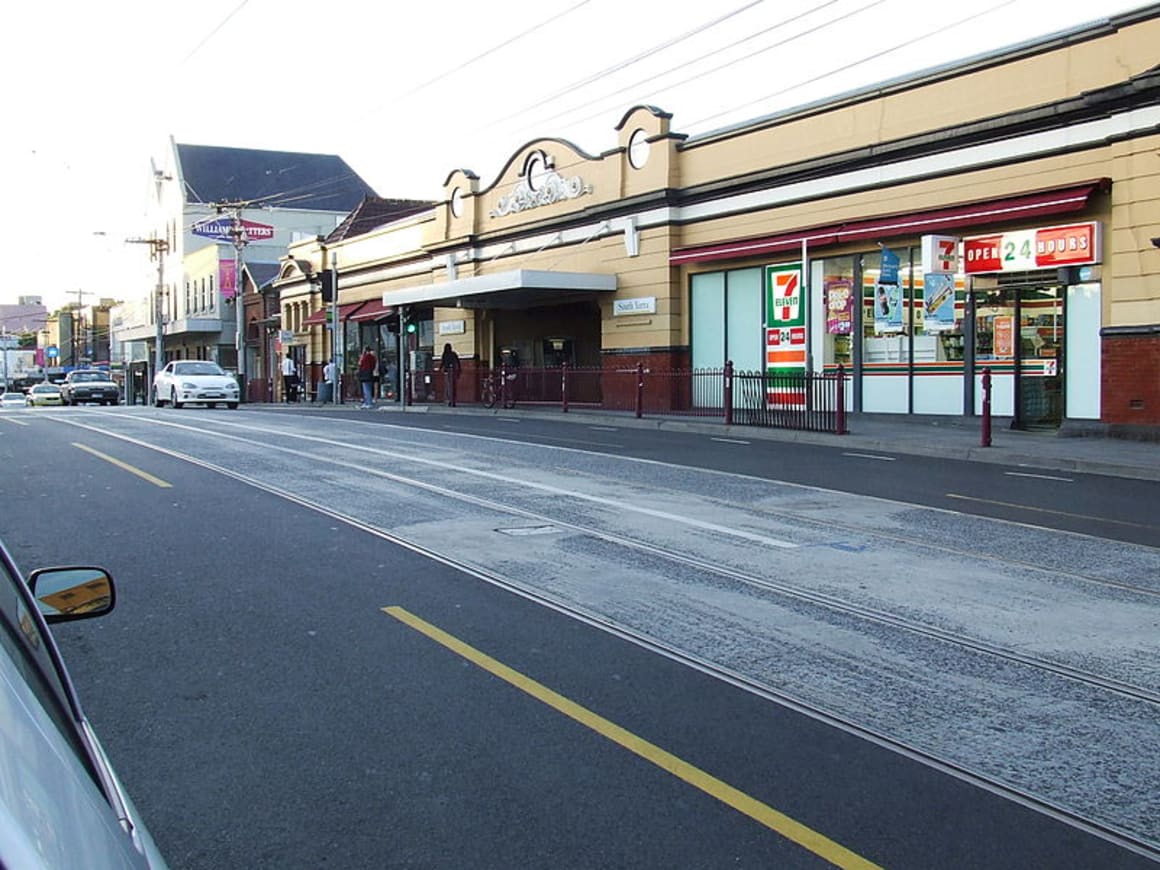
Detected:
left=303, top=301, right=366, bottom=326
left=347, top=299, right=396, bottom=322
left=669, top=180, right=1108, bottom=265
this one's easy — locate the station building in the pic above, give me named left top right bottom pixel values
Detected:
left=276, top=6, right=1160, bottom=432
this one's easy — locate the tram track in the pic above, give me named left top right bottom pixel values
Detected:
left=52, top=411, right=1160, bottom=852
left=60, top=411, right=1160, bottom=707
left=47, top=412, right=1160, bottom=863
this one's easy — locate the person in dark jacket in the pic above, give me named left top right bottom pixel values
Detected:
left=440, top=343, right=461, bottom=404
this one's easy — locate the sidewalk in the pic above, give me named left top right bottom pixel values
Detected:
left=279, top=399, right=1160, bottom=482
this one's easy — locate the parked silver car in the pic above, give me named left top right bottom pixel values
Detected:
left=153, top=360, right=239, bottom=409
left=0, top=541, right=168, bottom=868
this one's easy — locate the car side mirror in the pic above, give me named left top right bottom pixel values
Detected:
left=28, top=567, right=116, bottom=624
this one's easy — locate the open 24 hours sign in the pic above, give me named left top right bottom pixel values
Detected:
left=963, top=222, right=1101, bottom=274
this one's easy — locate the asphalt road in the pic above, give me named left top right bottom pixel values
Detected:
left=1, top=406, right=1157, bottom=869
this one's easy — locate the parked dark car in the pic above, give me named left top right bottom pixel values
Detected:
left=60, top=369, right=120, bottom=406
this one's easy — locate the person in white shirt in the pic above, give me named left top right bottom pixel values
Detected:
left=281, top=353, right=298, bottom=403
left=321, top=359, right=336, bottom=403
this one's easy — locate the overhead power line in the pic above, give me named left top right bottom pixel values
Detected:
left=684, top=0, right=1018, bottom=132
left=516, top=0, right=860, bottom=136
left=385, top=0, right=593, bottom=107
left=181, top=0, right=251, bottom=64
left=491, top=0, right=769, bottom=126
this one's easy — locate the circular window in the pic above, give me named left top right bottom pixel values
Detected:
left=628, top=129, right=651, bottom=170
left=450, top=187, right=463, bottom=218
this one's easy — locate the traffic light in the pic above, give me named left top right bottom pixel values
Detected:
left=319, top=270, right=336, bottom=303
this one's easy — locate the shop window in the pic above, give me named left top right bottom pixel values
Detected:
left=691, top=268, right=761, bottom=371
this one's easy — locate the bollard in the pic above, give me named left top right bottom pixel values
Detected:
left=836, top=364, right=847, bottom=435
left=635, top=362, right=644, bottom=419
left=981, top=366, right=992, bottom=447
left=561, top=361, right=569, bottom=413
left=723, top=361, right=734, bottom=426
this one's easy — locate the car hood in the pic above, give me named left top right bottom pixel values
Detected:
left=180, top=376, right=236, bottom=387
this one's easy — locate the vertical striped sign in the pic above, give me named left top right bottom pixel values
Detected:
left=765, top=263, right=807, bottom=406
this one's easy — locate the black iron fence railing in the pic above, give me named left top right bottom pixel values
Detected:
left=409, top=362, right=848, bottom=434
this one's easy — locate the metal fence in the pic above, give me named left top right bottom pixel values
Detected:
left=416, top=363, right=847, bottom=434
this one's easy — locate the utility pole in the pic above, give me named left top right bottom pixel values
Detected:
left=125, top=236, right=169, bottom=404
left=225, top=202, right=249, bottom=401
left=71, top=288, right=97, bottom=367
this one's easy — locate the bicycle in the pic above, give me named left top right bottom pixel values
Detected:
left=480, top=366, right=517, bottom=409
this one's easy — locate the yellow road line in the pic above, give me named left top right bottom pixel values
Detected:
left=383, top=605, right=882, bottom=870
left=72, top=443, right=173, bottom=488
left=945, top=493, right=1155, bottom=529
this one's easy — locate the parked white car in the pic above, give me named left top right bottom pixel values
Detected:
left=0, top=540, right=169, bottom=868
left=0, top=391, right=26, bottom=408
left=153, top=361, right=240, bottom=409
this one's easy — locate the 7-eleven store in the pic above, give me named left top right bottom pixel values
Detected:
left=677, top=190, right=1107, bottom=429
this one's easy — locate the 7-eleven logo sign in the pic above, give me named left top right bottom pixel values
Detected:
left=766, top=263, right=804, bottom=327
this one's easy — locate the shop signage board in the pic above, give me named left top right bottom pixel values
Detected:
left=963, top=222, right=1100, bottom=274
left=921, top=234, right=959, bottom=274
left=192, top=217, right=277, bottom=243
left=764, top=263, right=806, bottom=406
left=613, top=297, right=657, bottom=316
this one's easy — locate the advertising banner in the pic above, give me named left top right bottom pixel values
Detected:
left=220, top=260, right=237, bottom=300
left=922, top=273, right=956, bottom=331
left=825, top=278, right=853, bottom=335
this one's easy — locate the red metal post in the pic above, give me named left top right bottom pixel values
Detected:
left=561, top=361, right=569, bottom=413
left=723, top=361, right=734, bottom=426
left=836, top=365, right=847, bottom=435
left=981, top=366, right=992, bottom=447
left=635, top=362, right=644, bottom=419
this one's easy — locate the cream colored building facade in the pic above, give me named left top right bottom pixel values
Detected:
left=280, top=6, right=1160, bottom=428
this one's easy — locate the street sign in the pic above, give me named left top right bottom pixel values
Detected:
left=191, top=217, right=276, bottom=243
left=46, top=345, right=59, bottom=358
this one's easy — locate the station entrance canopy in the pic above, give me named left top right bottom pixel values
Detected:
left=385, top=269, right=617, bottom=311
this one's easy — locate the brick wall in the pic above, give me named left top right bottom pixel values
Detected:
left=1102, top=331, right=1160, bottom=425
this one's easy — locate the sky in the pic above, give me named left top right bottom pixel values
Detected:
left=2, top=0, right=1153, bottom=313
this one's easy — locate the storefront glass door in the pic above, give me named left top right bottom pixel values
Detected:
left=1017, top=284, right=1063, bottom=428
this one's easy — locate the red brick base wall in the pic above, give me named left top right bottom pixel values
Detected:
left=601, top=348, right=692, bottom=411
left=1102, top=331, right=1160, bottom=426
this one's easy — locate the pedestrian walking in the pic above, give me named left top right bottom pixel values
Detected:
left=440, top=342, right=461, bottom=405
left=320, top=358, right=336, bottom=403
left=357, top=346, right=377, bottom=408
left=281, top=352, right=298, bottom=403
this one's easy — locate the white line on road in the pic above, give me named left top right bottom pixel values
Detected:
left=842, top=452, right=896, bottom=461
left=711, top=437, right=751, bottom=445
left=588, top=426, right=619, bottom=431
left=1005, top=471, right=1074, bottom=482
